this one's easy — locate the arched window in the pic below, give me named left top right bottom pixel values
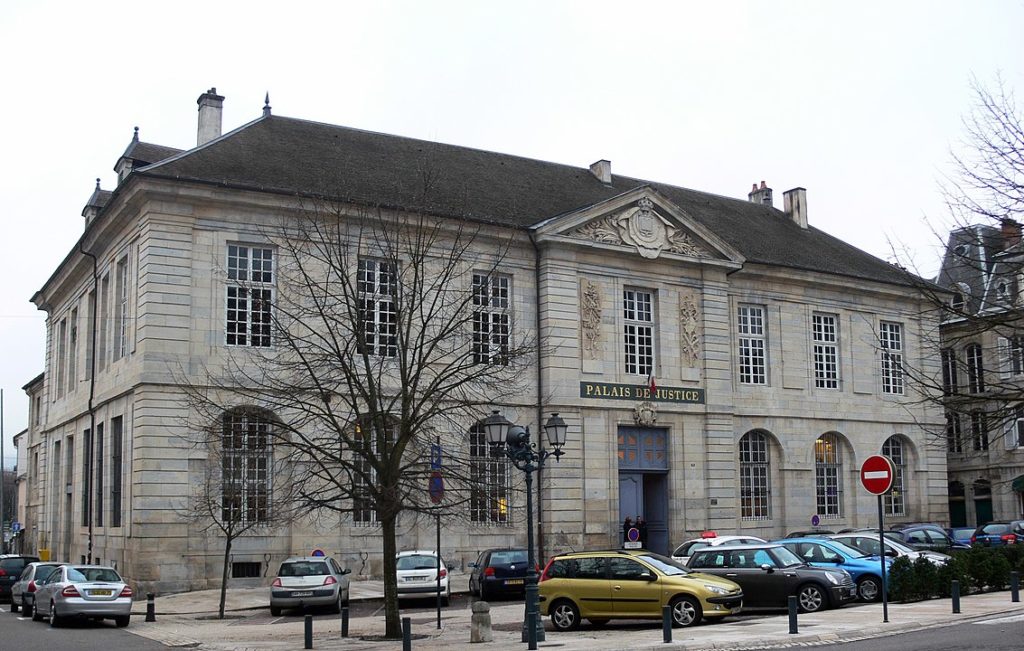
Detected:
left=739, top=430, right=771, bottom=520
left=882, top=436, right=907, bottom=517
left=966, top=343, right=985, bottom=393
left=814, top=433, right=843, bottom=519
left=469, top=425, right=510, bottom=524
left=950, top=292, right=965, bottom=311
left=221, top=408, right=273, bottom=524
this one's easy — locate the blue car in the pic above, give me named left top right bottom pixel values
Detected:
left=774, top=537, right=892, bottom=602
left=971, top=521, right=1024, bottom=547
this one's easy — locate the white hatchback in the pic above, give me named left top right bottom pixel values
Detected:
left=396, top=550, right=450, bottom=605
left=671, top=533, right=767, bottom=565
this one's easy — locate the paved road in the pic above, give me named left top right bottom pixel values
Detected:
left=762, top=612, right=1024, bottom=650
left=1, top=608, right=170, bottom=650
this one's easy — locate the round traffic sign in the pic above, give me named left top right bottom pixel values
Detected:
left=811, top=515, right=820, bottom=527
left=627, top=527, right=640, bottom=543
left=861, top=455, right=896, bottom=495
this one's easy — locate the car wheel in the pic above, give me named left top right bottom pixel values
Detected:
left=670, top=595, right=702, bottom=627
left=49, top=602, right=61, bottom=628
left=857, top=576, right=881, bottom=602
left=549, top=599, right=581, bottom=632
left=479, top=582, right=490, bottom=601
left=796, top=583, right=827, bottom=613
left=115, top=615, right=130, bottom=628
left=331, top=594, right=343, bottom=615
left=587, top=618, right=609, bottom=628
left=31, top=602, right=43, bottom=622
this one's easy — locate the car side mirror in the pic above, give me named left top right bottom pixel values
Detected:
left=884, top=550, right=898, bottom=557
left=641, top=572, right=657, bottom=582
left=469, top=563, right=478, bottom=569
left=341, top=568, right=351, bottom=575
left=760, top=564, right=774, bottom=573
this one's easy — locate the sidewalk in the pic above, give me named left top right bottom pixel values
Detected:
left=126, top=574, right=1024, bottom=650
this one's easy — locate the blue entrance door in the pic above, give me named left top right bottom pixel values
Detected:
left=618, top=427, right=670, bottom=555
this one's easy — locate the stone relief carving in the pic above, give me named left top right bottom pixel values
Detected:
left=679, top=291, right=701, bottom=367
left=580, top=279, right=602, bottom=358
left=571, top=197, right=710, bottom=259
left=633, top=400, right=657, bottom=427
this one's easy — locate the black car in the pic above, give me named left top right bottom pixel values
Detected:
left=888, top=524, right=969, bottom=552
left=0, top=555, right=41, bottom=603
left=469, top=548, right=530, bottom=600
left=687, top=543, right=857, bottom=613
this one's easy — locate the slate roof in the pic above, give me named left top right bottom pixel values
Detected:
left=120, top=139, right=183, bottom=167
left=135, top=114, right=916, bottom=287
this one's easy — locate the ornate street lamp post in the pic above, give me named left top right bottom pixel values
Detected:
left=483, top=410, right=567, bottom=650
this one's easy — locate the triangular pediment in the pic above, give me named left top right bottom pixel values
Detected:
left=533, top=186, right=744, bottom=265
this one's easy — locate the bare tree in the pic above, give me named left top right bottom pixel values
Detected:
left=184, top=199, right=537, bottom=637
left=181, top=407, right=303, bottom=619
left=897, top=76, right=1024, bottom=459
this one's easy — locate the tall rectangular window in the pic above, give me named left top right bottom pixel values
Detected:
left=812, top=313, right=839, bottom=389
left=86, top=290, right=96, bottom=379
left=357, top=259, right=398, bottom=357
left=472, top=273, right=510, bottom=365
left=814, top=433, right=843, bottom=518
left=222, top=411, right=271, bottom=524
left=879, top=321, right=904, bottom=394
left=470, top=430, right=510, bottom=523
left=94, top=423, right=104, bottom=527
left=737, top=305, right=767, bottom=384
left=56, top=318, right=67, bottom=399
left=226, top=245, right=274, bottom=347
left=113, top=256, right=129, bottom=360
left=971, top=411, right=989, bottom=451
left=623, top=289, right=654, bottom=376
left=67, top=308, right=78, bottom=393
left=941, top=348, right=958, bottom=395
left=98, top=274, right=109, bottom=372
left=110, top=416, right=123, bottom=527
left=1012, top=337, right=1024, bottom=375
left=882, top=436, right=906, bottom=517
left=82, top=428, right=92, bottom=527
left=946, top=411, right=963, bottom=453
left=966, top=343, right=985, bottom=393
left=739, top=431, right=771, bottom=520
left=352, top=424, right=393, bottom=525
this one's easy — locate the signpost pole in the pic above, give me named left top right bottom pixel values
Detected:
left=434, top=436, right=442, bottom=630
left=878, top=495, right=888, bottom=623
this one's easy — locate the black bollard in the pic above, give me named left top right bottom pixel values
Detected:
left=145, top=593, right=156, bottom=623
left=788, top=595, right=798, bottom=634
left=402, top=617, right=412, bottom=651
left=951, top=580, right=960, bottom=614
left=304, top=614, right=313, bottom=649
left=1012, top=571, right=1020, bottom=603
left=341, top=606, right=349, bottom=637
left=662, top=605, right=672, bottom=643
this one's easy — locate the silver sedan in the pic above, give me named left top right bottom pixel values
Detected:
left=10, top=561, right=63, bottom=618
left=32, top=565, right=133, bottom=627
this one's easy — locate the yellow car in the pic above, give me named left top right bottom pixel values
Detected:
left=538, top=549, right=743, bottom=631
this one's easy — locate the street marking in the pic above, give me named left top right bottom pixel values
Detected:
left=975, top=613, right=1024, bottom=624
left=863, top=471, right=890, bottom=479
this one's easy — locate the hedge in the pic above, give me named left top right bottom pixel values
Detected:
left=888, top=545, right=1024, bottom=602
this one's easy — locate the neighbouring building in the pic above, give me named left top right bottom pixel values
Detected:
left=27, top=89, right=946, bottom=594
left=937, top=220, right=1024, bottom=526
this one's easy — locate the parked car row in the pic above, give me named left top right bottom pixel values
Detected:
left=5, top=558, right=133, bottom=628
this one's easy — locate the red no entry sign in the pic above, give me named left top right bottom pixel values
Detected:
left=861, top=455, right=895, bottom=495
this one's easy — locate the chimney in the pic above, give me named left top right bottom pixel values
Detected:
left=589, top=159, right=612, bottom=184
left=1001, top=218, right=1021, bottom=250
left=197, top=87, right=225, bottom=146
left=747, top=180, right=773, bottom=207
left=783, top=187, right=808, bottom=229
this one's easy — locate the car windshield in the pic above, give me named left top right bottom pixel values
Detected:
left=490, top=550, right=528, bottom=565
left=397, top=555, right=440, bottom=570
left=982, top=524, right=1011, bottom=535
left=637, top=553, right=689, bottom=576
left=772, top=546, right=806, bottom=567
left=824, top=540, right=869, bottom=559
left=67, top=567, right=122, bottom=583
left=279, top=561, right=329, bottom=577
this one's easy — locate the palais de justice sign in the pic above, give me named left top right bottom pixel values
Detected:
left=579, top=381, right=705, bottom=404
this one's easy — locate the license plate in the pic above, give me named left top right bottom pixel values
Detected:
left=291, top=591, right=313, bottom=597
left=407, top=576, right=428, bottom=582
left=90, top=589, right=112, bottom=596
left=505, top=579, right=524, bottom=585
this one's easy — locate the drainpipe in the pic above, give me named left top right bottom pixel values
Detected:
left=80, top=242, right=99, bottom=564
left=528, top=231, right=546, bottom=565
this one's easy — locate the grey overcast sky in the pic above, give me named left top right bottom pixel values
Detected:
left=1, top=0, right=1022, bottom=467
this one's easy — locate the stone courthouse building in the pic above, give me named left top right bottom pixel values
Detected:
left=26, top=89, right=947, bottom=593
